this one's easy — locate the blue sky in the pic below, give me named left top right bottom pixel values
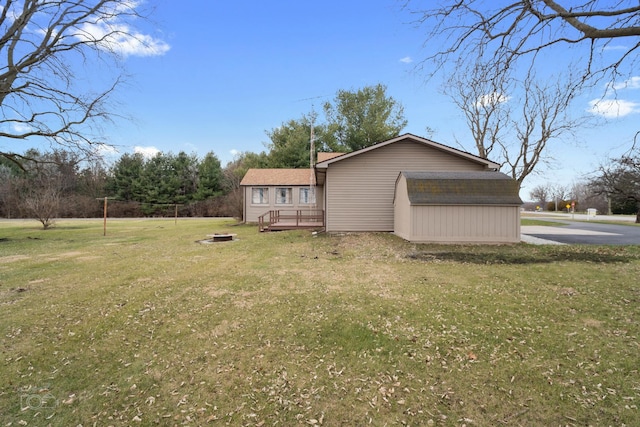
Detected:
left=116, top=1, right=434, bottom=158
left=30, top=1, right=640, bottom=197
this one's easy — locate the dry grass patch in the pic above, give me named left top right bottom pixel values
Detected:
left=0, top=219, right=639, bottom=425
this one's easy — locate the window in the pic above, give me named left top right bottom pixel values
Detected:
left=275, top=187, right=292, bottom=204
left=252, top=187, right=269, bottom=204
left=299, top=187, right=316, bottom=204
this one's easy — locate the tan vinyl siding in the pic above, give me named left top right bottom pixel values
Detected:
left=393, top=175, right=411, bottom=240
left=325, top=141, right=487, bottom=232
left=407, top=205, right=521, bottom=243
left=244, top=185, right=324, bottom=223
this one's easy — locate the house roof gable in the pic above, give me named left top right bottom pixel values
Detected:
left=317, top=152, right=345, bottom=162
left=315, top=133, right=500, bottom=170
left=240, top=168, right=314, bottom=186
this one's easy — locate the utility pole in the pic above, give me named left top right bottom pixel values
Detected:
left=309, top=111, right=317, bottom=208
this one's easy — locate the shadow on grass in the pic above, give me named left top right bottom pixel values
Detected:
left=407, top=245, right=640, bottom=264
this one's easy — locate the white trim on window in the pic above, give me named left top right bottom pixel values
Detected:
left=275, top=187, right=292, bottom=205
left=251, top=187, right=269, bottom=204
left=299, top=187, right=316, bottom=204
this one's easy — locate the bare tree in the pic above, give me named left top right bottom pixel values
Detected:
left=21, top=179, right=62, bottom=229
left=529, top=184, right=550, bottom=209
left=549, top=183, right=569, bottom=212
left=0, top=164, right=20, bottom=218
left=592, top=133, right=640, bottom=222
left=222, top=166, right=245, bottom=220
left=570, top=181, right=608, bottom=213
left=407, top=1, right=640, bottom=88
left=220, top=152, right=269, bottom=220
left=446, top=63, right=584, bottom=189
left=0, top=0, right=169, bottom=166
left=445, top=61, right=509, bottom=160
left=18, top=150, right=84, bottom=228
left=20, top=163, right=64, bottom=229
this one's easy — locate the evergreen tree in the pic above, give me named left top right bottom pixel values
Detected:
left=108, top=153, right=146, bottom=201
left=196, top=152, right=224, bottom=200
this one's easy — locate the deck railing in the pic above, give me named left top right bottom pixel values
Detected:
left=258, top=209, right=324, bottom=232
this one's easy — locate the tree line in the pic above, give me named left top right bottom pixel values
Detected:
left=2, top=2, right=638, bottom=225
left=0, top=84, right=408, bottom=227
left=2, top=83, right=638, bottom=226
left=0, top=148, right=261, bottom=228
left=528, top=136, right=640, bottom=222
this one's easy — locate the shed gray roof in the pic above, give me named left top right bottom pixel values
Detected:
left=401, top=171, right=523, bottom=205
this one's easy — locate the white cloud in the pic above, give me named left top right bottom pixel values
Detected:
left=229, top=149, right=240, bottom=158
left=475, top=92, right=510, bottom=107
left=111, top=0, right=143, bottom=13
left=94, top=144, right=119, bottom=156
left=92, top=144, right=120, bottom=161
left=603, top=44, right=628, bottom=51
left=77, top=22, right=170, bottom=57
left=134, top=145, right=160, bottom=158
left=71, top=1, right=169, bottom=58
left=588, top=98, right=640, bottom=118
left=11, top=123, right=32, bottom=134
left=612, top=76, right=640, bottom=91
left=95, top=144, right=117, bottom=154
left=183, top=142, right=197, bottom=152
left=399, top=56, right=413, bottom=64
left=25, top=0, right=169, bottom=58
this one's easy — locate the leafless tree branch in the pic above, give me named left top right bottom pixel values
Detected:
left=0, top=0, right=165, bottom=165
left=406, top=0, right=640, bottom=86
left=445, top=60, right=587, bottom=189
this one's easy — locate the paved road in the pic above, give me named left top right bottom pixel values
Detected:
left=521, top=215, right=640, bottom=245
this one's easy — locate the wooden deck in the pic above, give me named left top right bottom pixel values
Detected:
left=258, top=210, right=325, bottom=232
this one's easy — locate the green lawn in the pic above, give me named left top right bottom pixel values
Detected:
left=521, top=218, right=567, bottom=226
left=1, top=219, right=639, bottom=425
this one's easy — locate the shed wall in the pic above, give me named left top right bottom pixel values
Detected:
left=405, top=205, right=521, bottom=243
left=393, top=175, right=412, bottom=240
left=325, top=141, right=487, bottom=232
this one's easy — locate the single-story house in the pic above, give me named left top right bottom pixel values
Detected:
left=240, top=133, right=523, bottom=243
left=240, top=168, right=323, bottom=225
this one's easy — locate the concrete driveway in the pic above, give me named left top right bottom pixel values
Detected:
left=521, top=214, right=640, bottom=245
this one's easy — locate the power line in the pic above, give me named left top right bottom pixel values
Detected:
left=294, top=95, right=330, bottom=103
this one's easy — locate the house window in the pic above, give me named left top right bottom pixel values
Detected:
left=252, top=188, right=269, bottom=204
left=300, top=187, right=316, bottom=204
left=275, top=187, right=292, bottom=204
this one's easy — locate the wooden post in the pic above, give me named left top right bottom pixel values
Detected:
left=103, top=197, right=108, bottom=236
left=175, top=204, right=178, bottom=225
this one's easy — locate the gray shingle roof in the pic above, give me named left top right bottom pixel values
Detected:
left=402, top=171, right=523, bottom=205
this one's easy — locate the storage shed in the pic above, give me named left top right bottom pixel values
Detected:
left=394, top=171, right=523, bottom=243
